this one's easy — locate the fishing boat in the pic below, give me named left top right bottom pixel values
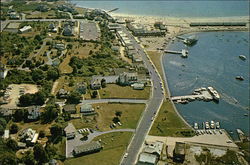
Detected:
left=216, top=122, right=220, bottom=129
left=210, top=121, right=215, bottom=129
left=194, top=123, right=199, bottom=129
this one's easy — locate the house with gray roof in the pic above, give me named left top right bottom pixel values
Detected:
left=26, top=106, right=41, bottom=121
left=63, top=104, right=76, bottom=114
left=117, top=72, right=138, bottom=86
left=73, top=141, right=102, bottom=156
left=90, top=78, right=102, bottom=90
left=64, top=123, right=76, bottom=140
left=80, top=104, right=95, bottom=116
left=57, top=88, right=69, bottom=99
left=143, top=141, right=164, bottom=157
left=138, top=152, right=158, bottom=165
left=63, top=24, right=74, bottom=36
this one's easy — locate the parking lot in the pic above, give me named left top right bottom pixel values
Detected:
left=1, top=84, right=38, bottom=109
left=79, top=21, right=101, bottom=41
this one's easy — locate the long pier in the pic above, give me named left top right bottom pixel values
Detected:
left=171, top=87, right=218, bottom=104
left=165, top=49, right=188, bottom=58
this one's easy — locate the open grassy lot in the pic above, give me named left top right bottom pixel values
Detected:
left=26, top=10, right=56, bottom=19
left=71, top=103, right=145, bottom=131
left=64, top=132, right=132, bottom=165
left=149, top=100, right=193, bottom=137
left=147, top=51, right=164, bottom=79
left=99, top=84, right=151, bottom=99
left=59, top=43, right=99, bottom=74
left=53, top=137, right=66, bottom=158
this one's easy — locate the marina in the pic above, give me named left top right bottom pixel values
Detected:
left=171, top=87, right=220, bottom=104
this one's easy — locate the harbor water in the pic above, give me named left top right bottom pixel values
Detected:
left=71, top=0, right=249, bottom=18
left=163, top=32, right=249, bottom=140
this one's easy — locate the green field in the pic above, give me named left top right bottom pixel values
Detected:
left=149, top=100, right=194, bottom=137
left=64, top=132, right=132, bottom=165
left=99, top=84, right=150, bottom=99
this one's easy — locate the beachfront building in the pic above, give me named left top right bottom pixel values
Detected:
left=73, top=141, right=102, bottom=156
left=117, top=72, right=138, bottom=86
left=19, top=25, right=32, bottom=33
left=138, top=152, right=158, bottom=165
left=48, top=23, right=58, bottom=33
left=127, top=23, right=165, bottom=37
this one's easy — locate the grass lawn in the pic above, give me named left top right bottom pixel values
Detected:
left=147, top=51, right=164, bottom=79
left=26, top=10, right=56, bottom=19
left=149, top=100, right=193, bottom=137
left=64, top=132, right=132, bottom=165
left=71, top=103, right=145, bottom=131
left=53, top=137, right=66, bottom=158
left=99, top=84, right=150, bottom=99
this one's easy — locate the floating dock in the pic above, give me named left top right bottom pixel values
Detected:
left=171, top=87, right=219, bottom=104
left=165, top=49, right=188, bottom=58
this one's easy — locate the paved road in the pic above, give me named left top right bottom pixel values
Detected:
left=120, top=26, right=165, bottom=165
left=80, top=99, right=148, bottom=104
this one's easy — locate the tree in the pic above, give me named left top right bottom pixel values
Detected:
left=13, top=109, right=24, bottom=122
left=0, top=118, right=7, bottom=128
left=50, top=124, right=63, bottom=138
left=19, top=94, right=32, bottom=107
left=112, top=117, right=120, bottom=123
left=67, top=43, right=73, bottom=49
left=39, top=130, right=45, bottom=138
left=34, top=35, right=42, bottom=41
left=0, top=152, right=18, bottom=165
left=33, top=91, right=46, bottom=105
left=101, top=78, right=106, bottom=88
left=10, top=123, right=18, bottom=134
left=115, top=111, right=122, bottom=117
left=33, top=144, right=49, bottom=163
left=31, top=69, right=45, bottom=82
left=67, top=91, right=81, bottom=104
left=47, top=68, right=59, bottom=81
left=0, top=125, right=4, bottom=136
left=21, top=151, right=35, bottom=165
left=6, top=139, right=18, bottom=151
left=91, top=90, right=98, bottom=98
left=41, top=104, right=58, bottom=123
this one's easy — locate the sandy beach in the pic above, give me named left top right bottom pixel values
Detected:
left=110, top=13, right=249, bottom=25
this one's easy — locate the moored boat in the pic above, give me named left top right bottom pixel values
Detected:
left=235, top=76, right=244, bottom=81
left=239, top=55, right=246, bottom=61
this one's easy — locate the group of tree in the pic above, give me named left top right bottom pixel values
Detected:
left=19, top=91, right=46, bottom=107
left=66, top=91, right=81, bottom=104
left=112, top=111, right=122, bottom=124
left=41, top=104, right=59, bottom=123
left=13, top=109, right=29, bottom=122
left=0, top=118, right=7, bottom=136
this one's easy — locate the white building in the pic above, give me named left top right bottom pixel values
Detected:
left=19, top=25, right=32, bottom=33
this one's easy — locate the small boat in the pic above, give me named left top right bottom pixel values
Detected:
left=194, top=123, right=199, bottom=129
left=205, top=122, right=210, bottom=129
left=235, top=76, right=244, bottom=81
left=239, top=55, right=246, bottom=61
left=216, top=122, right=220, bottom=129
left=244, top=113, right=248, bottom=117
left=210, top=121, right=215, bottom=129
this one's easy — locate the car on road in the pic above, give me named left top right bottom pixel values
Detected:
left=124, top=153, right=128, bottom=158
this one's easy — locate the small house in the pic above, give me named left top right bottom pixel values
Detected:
left=173, top=142, right=186, bottom=163
left=64, top=123, right=76, bottom=140
left=73, top=141, right=102, bottom=156
left=20, top=128, right=38, bottom=146
left=132, top=83, right=145, bottom=90
left=0, top=63, right=8, bottom=79
left=27, top=106, right=41, bottom=121
left=63, top=104, right=76, bottom=114
left=80, top=104, right=95, bottom=116
left=143, top=141, right=164, bottom=157
left=57, top=88, right=69, bottom=99
left=90, top=78, right=101, bottom=90
left=3, top=130, right=9, bottom=139
left=77, top=82, right=87, bottom=94
left=138, top=152, right=158, bottom=165
left=19, top=25, right=32, bottom=33
left=63, top=25, right=74, bottom=36
left=54, top=43, right=65, bottom=51
left=48, top=23, right=57, bottom=33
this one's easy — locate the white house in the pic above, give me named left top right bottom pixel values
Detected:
left=19, top=25, right=32, bottom=33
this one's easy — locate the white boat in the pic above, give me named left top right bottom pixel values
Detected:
left=216, top=122, right=220, bottom=129
left=194, top=123, right=198, bottom=129
left=239, top=55, right=246, bottom=61
left=208, top=87, right=220, bottom=101
left=210, top=121, right=215, bottom=129
left=205, top=122, right=210, bottom=129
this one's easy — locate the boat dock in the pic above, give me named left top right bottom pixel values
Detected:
left=165, top=49, right=188, bottom=58
left=171, top=87, right=219, bottom=104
